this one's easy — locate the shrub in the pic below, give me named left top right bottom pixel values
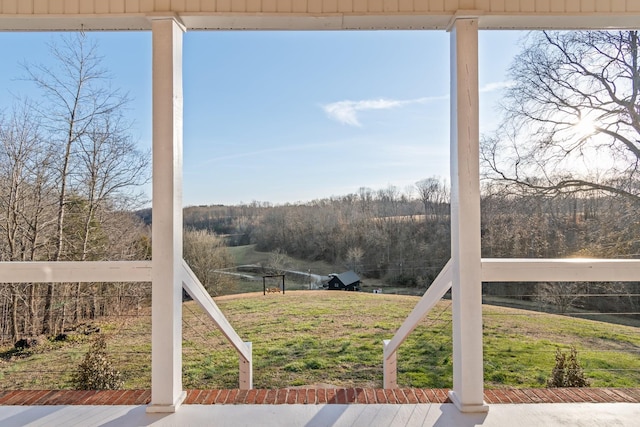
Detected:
left=547, top=346, right=589, bottom=388
left=14, top=338, right=39, bottom=350
left=565, top=346, right=589, bottom=387
left=72, top=335, right=123, bottom=390
left=283, top=361, right=305, bottom=372
left=548, top=347, right=566, bottom=387
left=304, top=358, right=326, bottom=370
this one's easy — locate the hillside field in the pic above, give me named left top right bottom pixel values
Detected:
left=1, top=291, right=638, bottom=390
left=225, top=245, right=420, bottom=295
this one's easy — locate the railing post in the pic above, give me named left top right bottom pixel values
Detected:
left=381, top=260, right=452, bottom=390
left=182, top=261, right=253, bottom=390
left=383, top=340, right=397, bottom=389
left=240, top=342, right=253, bottom=390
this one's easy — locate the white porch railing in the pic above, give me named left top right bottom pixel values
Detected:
left=181, top=260, right=253, bottom=390
left=481, top=258, right=640, bottom=282
left=383, top=257, right=640, bottom=389
left=383, top=259, right=452, bottom=389
left=0, top=260, right=253, bottom=390
left=0, top=260, right=152, bottom=283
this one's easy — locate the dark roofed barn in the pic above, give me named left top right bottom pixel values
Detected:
left=326, top=271, right=361, bottom=291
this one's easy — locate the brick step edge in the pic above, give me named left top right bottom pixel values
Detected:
left=0, top=388, right=638, bottom=406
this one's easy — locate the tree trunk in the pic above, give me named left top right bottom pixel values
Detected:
left=74, top=282, right=82, bottom=324
left=28, top=284, right=37, bottom=337
left=41, top=284, right=55, bottom=335
left=11, top=288, right=19, bottom=341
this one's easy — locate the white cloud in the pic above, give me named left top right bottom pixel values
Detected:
left=322, top=99, right=403, bottom=127
left=479, top=80, right=516, bottom=93
left=322, top=95, right=447, bottom=127
left=322, top=81, right=513, bottom=127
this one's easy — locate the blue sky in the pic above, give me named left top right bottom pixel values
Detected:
left=0, top=29, right=524, bottom=206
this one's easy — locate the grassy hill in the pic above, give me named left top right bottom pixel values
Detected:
left=1, top=291, right=638, bottom=390
left=225, top=245, right=415, bottom=294
left=227, top=244, right=336, bottom=275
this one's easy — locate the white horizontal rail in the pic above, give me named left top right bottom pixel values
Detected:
left=384, top=259, right=452, bottom=361
left=481, top=258, right=640, bottom=282
left=181, top=260, right=252, bottom=364
left=0, top=261, right=152, bottom=283
left=383, top=256, right=640, bottom=389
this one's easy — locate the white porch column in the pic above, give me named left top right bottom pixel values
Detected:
left=447, top=17, right=488, bottom=413
left=147, top=16, right=186, bottom=413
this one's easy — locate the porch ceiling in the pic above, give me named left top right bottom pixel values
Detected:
left=0, top=0, right=638, bottom=31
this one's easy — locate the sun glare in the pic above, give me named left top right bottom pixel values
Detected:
left=552, top=113, right=610, bottom=173
left=573, top=116, right=596, bottom=137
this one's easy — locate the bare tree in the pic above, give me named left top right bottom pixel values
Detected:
left=377, top=185, right=401, bottom=218
left=416, top=177, right=449, bottom=220
left=183, top=229, right=235, bottom=296
left=357, top=187, right=374, bottom=218
left=344, top=246, right=364, bottom=274
left=0, top=103, right=56, bottom=262
left=23, top=34, right=132, bottom=334
left=75, top=113, right=149, bottom=261
left=0, top=104, right=56, bottom=339
left=266, top=248, right=290, bottom=276
left=537, top=282, right=586, bottom=314
left=25, top=34, right=130, bottom=261
left=482, top=31, right=640, bottom=202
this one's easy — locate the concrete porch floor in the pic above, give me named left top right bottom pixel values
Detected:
left=1, top=388, right=639, bottom=426
left=2, top=401, right=639, bottom=427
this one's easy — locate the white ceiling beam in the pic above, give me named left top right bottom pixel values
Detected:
left=0, top=12, right=638, bottom=32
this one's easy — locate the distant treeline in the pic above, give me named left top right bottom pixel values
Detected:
left=168, top=180, right=639, bottom=318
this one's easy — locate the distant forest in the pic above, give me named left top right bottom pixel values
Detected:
left=138, top=179, right=640, bottom=319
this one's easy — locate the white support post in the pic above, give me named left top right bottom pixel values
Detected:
left=448, top=17, right=488, bottom=413
left=147, top=16, right=186, bottom=414
left=383, top=340, right=397, bottom=389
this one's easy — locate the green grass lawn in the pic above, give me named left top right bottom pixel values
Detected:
left=1, top=291, right=638, bottom=390
left=227, top=244, right=336, bottom=276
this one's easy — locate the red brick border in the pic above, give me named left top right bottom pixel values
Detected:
left=0, top=388, right=637, bottom=406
